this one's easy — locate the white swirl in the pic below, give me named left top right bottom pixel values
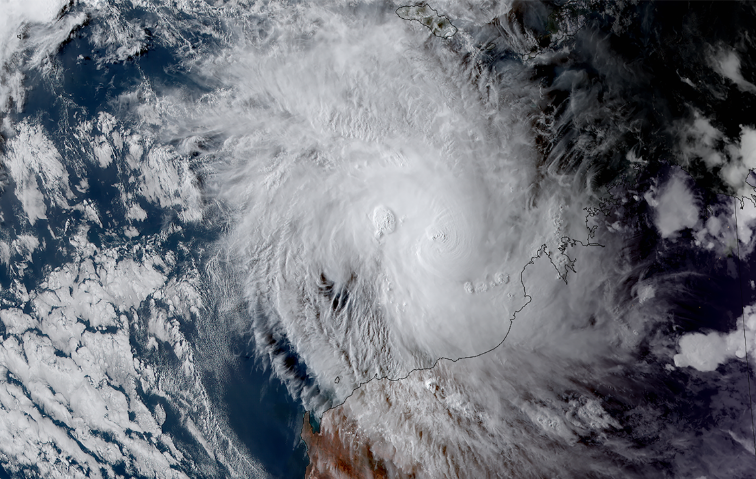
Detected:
left=415, top=193, right=482, bottom=281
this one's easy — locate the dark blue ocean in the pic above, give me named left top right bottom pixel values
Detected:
left=0, top=5, right=309, bottom=476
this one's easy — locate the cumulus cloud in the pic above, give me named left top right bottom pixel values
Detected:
left=674, top=114, right=756, bottom=251
left=678, top=112, right=725, bottom=168
left=304, top=236, right=718, bottom=477
left=2, top=121, right=73, bottom=225
left=5, top=1, right=755, bottom=478
left=0, top=227, right=265, bottom=478
left=646, top=171, right=700, bottom=238
left=712, top=49, right=756, bottom=94
left=675, top=111, right=756, bottom=198
left=0, top=0, right=90, bottom=112
left=719, top=126, right=756, bottom=193
left=164, top=1, right=609, bottom=414
left=674, top=304, right=756, bottom=372
left=0, top=231, right=180, bottom=478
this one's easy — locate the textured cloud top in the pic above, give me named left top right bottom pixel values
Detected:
left=0, top=1, right=755, bottom=478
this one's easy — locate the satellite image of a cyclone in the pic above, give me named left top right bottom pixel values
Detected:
left=0, top=1, right=756, bottom=478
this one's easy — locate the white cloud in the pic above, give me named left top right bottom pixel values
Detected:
left=3, top=121, right=73, bottom=225
left=739, top=126, right=756, bottom=170
left=0, top=230, right=265, bottom=478
left=676, top=113, right=756, bottom=197
left=678, top=112, right=724, bottom=168
left=200, top=9, right=601, bottom=410
left=0, top=237, right=186, bottom=477
left=636, top=283, right=656, bottom=304
left=135, top=144, right=202, bottom=222
left=674, top=305, right=756, bottom=372
left=0, top=0, right=90, bottom=112
left=648, top=172, right=699, bottom=238
left=675, top=114, right=756, bottom=251
left=127, top=203, right=148, bottom=221
left=304, top=240, right=674, bottom=478
left=712, top=50, right=756, bottom=94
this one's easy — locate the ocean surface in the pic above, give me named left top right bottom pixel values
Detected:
left=1, top=1, right=756, bottom=478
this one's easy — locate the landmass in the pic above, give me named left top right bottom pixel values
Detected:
left=396, top=4, right=457, bottom=38
left=300, top=234, right=603, bottom=478
left=302, top=411, right=396, bottom=478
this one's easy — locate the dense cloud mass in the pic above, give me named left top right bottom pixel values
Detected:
left=0, top=1, right=756, bottom=478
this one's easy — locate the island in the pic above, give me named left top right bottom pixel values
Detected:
left=396, top=3, right=457, bottom=38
